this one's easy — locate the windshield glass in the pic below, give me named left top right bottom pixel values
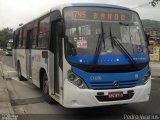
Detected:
left=64, top=7, right=149, bottom=65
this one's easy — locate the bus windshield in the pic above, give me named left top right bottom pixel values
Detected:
left=63, top=7, right=148, bottom=65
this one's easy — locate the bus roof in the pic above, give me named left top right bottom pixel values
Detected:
left=50, top=3, right=130, bottom=12
left=70, top=3, right=129, bottom=9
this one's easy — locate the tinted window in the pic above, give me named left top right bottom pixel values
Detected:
left=18, top=29, right=23, bottom=48
left=32, top=21, right=38, bottom=48
left=14, top=31, right=19, bottom=49
left=37, top=16, right=50, bottom=48
left=22, top=27, right=27, bottom=48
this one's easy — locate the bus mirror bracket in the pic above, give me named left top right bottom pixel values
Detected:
left=51, top=10, right=62, bottom=21
left=145, top=33, right=150, bottom=45
left=50, top=10, right=65, bottom=38
left=57, top=20, right=65, bottom=38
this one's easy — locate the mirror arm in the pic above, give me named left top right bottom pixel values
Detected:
left=56, top=20, right=65, bottom=38
left=145, top=34, right=150, bottom=45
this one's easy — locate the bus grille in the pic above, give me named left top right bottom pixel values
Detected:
left=90, top=80, right=138, bottom=90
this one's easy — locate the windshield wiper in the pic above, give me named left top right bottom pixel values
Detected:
left=109, top=27, right=137, bottom=66
left=92, top=21, right=105, bottom=65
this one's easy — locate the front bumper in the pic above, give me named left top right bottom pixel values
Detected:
left=63, top=77, right=151, bottom=108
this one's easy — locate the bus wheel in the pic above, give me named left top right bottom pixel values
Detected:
left=17, top=62, right=24, bottom=81
left=42, top=73, right=53, bottom=104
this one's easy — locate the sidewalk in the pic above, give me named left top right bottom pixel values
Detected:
left=0, top=62, right=15, bottom=114
left=0, top=77, right=14, bottom=114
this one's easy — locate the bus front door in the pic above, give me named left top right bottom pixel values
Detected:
left=49, top=21, right=60, bottom=96
left=49, top=11, right=64, bottom=99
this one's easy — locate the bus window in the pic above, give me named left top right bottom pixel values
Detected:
left=26, top=29, right=33, bottom=49
left=14, top=32, right=19, bottom=49
left=37, top=16, right=50, bottom=48
left=18, top=29, right=23, bottom=48
left=32, top=21, right=38, bottom=48
left=22, top=27, right=27, bottom=48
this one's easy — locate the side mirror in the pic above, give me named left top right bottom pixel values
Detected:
left=56, top=21, right=65, bottom=38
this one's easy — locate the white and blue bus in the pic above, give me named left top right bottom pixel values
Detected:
left=13, top=3, right=151, bottom=108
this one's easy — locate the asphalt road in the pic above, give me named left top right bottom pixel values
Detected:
left=1, top=55, right=160, bottom=120
left=0, top=53, right=13, bottom=68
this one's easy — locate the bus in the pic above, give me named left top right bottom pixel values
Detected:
left=13, top=3, right=151, bottom=108
left=6, top=39, right=13, bottom=56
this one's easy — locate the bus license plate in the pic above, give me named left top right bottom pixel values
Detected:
left=108, top=92, right=123, bottom=99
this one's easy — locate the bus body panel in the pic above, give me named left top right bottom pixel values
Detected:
left=31, top=49, right=46, bottom=88
left=62, top=59, right=151, bottom=108
left=63, top=76, right=151, bottom=108
left=16, top=49, right=27, bottom=78
left=71, top=66, right=149, bottom=89
left=12, top=3, right=151, bottom=108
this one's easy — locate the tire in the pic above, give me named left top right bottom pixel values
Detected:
left=17, top=62, right=24, bottom=81
left=42, top=73, right=54, bottom=104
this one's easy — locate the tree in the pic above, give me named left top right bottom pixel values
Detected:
left=150, top=0, right=160, bottom=7
left=0, top=27, right=13, bottom=48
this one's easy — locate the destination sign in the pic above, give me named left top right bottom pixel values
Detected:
left=72, top=10, right=132, bottom=21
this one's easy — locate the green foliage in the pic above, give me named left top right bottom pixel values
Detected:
left=0, top=27, right=13, bottom=48
left=150, top=0, right=160, bottom=7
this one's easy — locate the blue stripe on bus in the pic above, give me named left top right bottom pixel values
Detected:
left=71, top=3, right=129, bottom=9
left=72, top=65, right=149, bottom=89
left=68, top=54, right=149, bottom=65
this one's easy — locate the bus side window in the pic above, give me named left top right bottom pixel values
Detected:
left=14, top=32, right=19, bottom=49
left=32, top=21, right=38, bottom=48
left=18, top=29, right=23, bottom=48
left=22, top=27, right=27, bottom=48
left=37, top=16, right=50, bottom=48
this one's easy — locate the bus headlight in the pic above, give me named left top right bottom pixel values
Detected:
left=141, top=71, right=151, bottom=85
left=68, top=73, right=76, bottom=81
left=67, top=70, right=88, bottom=89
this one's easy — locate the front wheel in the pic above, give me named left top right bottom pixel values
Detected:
left=42, top=73, right=54, bottom=104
